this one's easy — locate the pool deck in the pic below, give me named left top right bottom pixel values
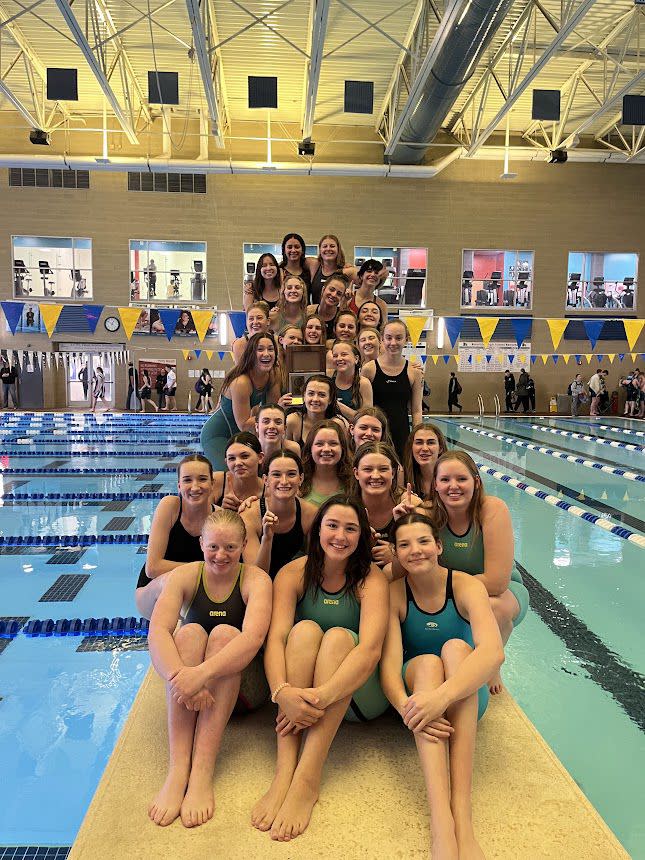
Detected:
left=70, top=668, right=629, bottom=860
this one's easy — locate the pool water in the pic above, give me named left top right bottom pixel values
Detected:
left=0, top=412, right=643, bottom=855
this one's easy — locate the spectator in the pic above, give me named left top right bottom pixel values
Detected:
left=125, top=361, right=139, bottom=411
left=0, top=358, right=19, bottom=408
left=91, top=366, right=105, bottom=413
left=588, top=367, right=603, bottom=416
left=79, top=362, right=89, bottom=399
left=514, top=369, right=530, bottom=413
left=526, top=373, right=536, bottom=413
left=448, top=371, right=462, bottom=413
left=597, top=369, right=610, bottom=415
left=161, top=364, right=177, bottom=412
left=504, top=369, right=515, bottom=412
left=570, top=373, right=587, bottom=417
left=155, top=367, right=167, bottom=410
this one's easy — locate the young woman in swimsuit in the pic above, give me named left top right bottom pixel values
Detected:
left=242, top=450, right=317, bottom=580
left=381, top=513, right=504, bottom=860
left=331, top=341, right=372, bottom=422
left=286, top=374, right=345, bottom=448
left=148, top=510, right=272, bottom=829
left=135, top=454, right=215, bottom=619
left=325, top=310, right=359, bottom=373
left=429, top=451, right=530, bottom=694
left=348, top=405, right=393, bottom=452
left=357, top=326, right=381, bottom=364
left=307, top=275, right=346, bottom=341
left=244, top=253, right=281, bottom=311
left=251, top=495, right=388, bottom=841
left=357, top=300, right=384, bottom=332
left=303, top=314, right=325, bottom=345
left=279, top=233, right=312, bottom=292
left=300, top=420, right=352, bottom=507
left=270, top=275, right=308, bottom=333
left=211, top=432, right=264, bottom=512
left=255, top=403, right=301, bottom=459
left=305, top=234, right=359, bottom=305
left=232, top=302, right=271, bottom=364
left=402, top=422, right=448, bottom=512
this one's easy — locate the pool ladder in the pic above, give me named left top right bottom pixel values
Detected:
left=477, top=394, right=501, bottom=418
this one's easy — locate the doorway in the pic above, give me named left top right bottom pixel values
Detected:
left=66, top=352, right=115, bottom=409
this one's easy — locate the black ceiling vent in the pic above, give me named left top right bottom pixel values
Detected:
left=47, top=68, right=78, bottom=101
left=344, top=80, right=374, bottom=114
left=248, top=76, right=278, bottom=109
left=127, top=171, right=206, bottom=193
left=148, top=71, right=179, bottom=104
left=622, top=94, right=645, bottom=125
left=9, top=168, right=90, bottom=189
left=532, top=89, right=561, bottom=121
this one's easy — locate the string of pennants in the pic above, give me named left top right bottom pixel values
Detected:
left=0, top=348, right=238, bottom=371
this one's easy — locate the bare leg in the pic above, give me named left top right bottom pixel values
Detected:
left=406, top=654, right=458, bottom=860
left=441, top=639, right=484, bottom=860
left=487, top=591, right=517, bottom=694
left=270, top=626, right=354, bottom=842
left=149, top=624, right=207, bottom=826
left=181, top=625, right=242, bottom=828
left=252, top=620, right=323, bottom=831
left=135, top=572, right=169, bottom=620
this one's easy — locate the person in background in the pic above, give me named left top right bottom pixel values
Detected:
left=503, top=369, right=515, bottom=413
left=244, top=253, right=281, bottom=312
left=513, top=369, right=530, bottom=413
left=91, top=365, right=105, bottom=413
left=0, top=358, right=19, bottom=409
left=526, top=372, right=536, bottom=414
left=162, top=364, right=178, bottom=412
left=569, top=373, right=586, bottom=417
left=126, top=361, right=139, bottom=411
left=588, top=367, right=603, bottom=416
left=448, top=372, right=462, bottom=414
left=155, top=367, right=167, bottom=411
left=195, top=368, right=213, bottom=414
left=79, top=362, right=89, bottom=399
left=139, top=370, right=158, bottom=413
left=621, top=371, right=638, bottom=417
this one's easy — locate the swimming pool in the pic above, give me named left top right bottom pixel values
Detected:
left=0, top=412, right=643, bottom=856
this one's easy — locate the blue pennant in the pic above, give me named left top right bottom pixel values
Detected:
left=618, top=353, right=625, bottom=361
left=583, top=319, right=605, bottom=350
left=444, top=318, right=464, bottom=348
left=486, top=354, right=492, bottom=363
left=1, top=301, right=24, bottom=335
left=83, top=304, right=103, bottom=334
left=508, top=354, right=514, bottom=364
left=510, top=317, right=532, bottom=348
left=228, top=311, right=247, bottom=339
left=194, top=349, right=201, bottom=359
left=218, top=351, right=226, bottom=361
left=552, top=354, right=559, bottom=364
left=158, top=308, right=181, bottom=341
left=442, top=355, right=450, bottom=364
left=530, top=355, right=537, bottom=364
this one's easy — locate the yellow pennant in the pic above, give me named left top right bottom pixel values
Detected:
left=475, top=354, right=482, bottom=363
left=475, top=317, right=499, bottom=348
left=631, top=352, right=638, bottom=362
left=541, top=354, right=549, bottom=365
left=546, top=319, right=568, bottom=350
left=606, top=353, right=615, bottom=364
left=562, top=354, right=571, bottom=364
left=39, top=303, right=63, bottom=338
left=192, top=310, right=214, bottom=342
left=431, top=354, right=440, bottom=365
left=405, top=315, right=429, bottom=349
left=585, top=354, right=594, bottom=364
left=623, top=319, right=644, bottom=351
left=118, top=307, right=143, bottom=340
left=205, top=350, right=213, bottom=360
left=518, top=355, right=526, bottom=364
left=182, top=349, right=190, bottom=360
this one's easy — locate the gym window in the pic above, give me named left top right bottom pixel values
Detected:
left=461, top=250, right=533, bottom=311
left=12, top=235, right=93, bottom=301
left=565, top=252, right=638, bottom=313
left=129, top=239, right=207, bottom=304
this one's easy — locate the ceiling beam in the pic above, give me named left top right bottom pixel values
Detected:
left=0, top=79, right=40, bottom=127
left=466, top=0, right=600, bottom=157
left=52, top=0, right=139, bottom=144
left=301, top=0, right=331, bottom=140
left=559, top=70, right=645, bottom=149
left=185, top=0, right=227, bottom=147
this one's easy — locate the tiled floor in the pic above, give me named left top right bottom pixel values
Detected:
left=39, top=575, right=91, bottom=603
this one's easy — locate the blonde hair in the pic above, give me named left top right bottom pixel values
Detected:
left=201, top=508, right=246, bottom=541
left=384, top=318, right=410, bottom=341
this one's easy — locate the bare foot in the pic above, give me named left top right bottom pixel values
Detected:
left=270, top=777, right=318, bottom=842
left=251, top=774, right=292, bottom=832
left=488, top=669, right=504, bottom=695
left=148, top=768, right=189, bottom=826
left=430, top=829, right=459, bottom=860
left=180, top=772, right=214, bottom=828
left=456, top=820, right=486, bottom=859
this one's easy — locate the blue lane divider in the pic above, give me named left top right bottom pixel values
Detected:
left=599, top=424, right=645, bottom=439
left=458, top=424, right=645, bottom=483
left=475, top=463, right=645, bottom=549
left=527, top=424, right=644, bottom=452
left=0, top=616, right=150, bottom=639
left=4, top=449, right=188, bottom=456
left=1, top=492, right=166, bottom=501
left=0, top=467, right=177, bottom=474
left=0, top=534, right=149, bottom=546
left=532, top=415, right=645, bottom=441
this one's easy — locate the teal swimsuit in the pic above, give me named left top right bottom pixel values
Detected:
left=438, top=522, right=529, bottom=627
left=402, top=569, right=488, bottom=720
left=296, top=581, right=388, bottom=722
left=200, top=383, right=269, bottom=470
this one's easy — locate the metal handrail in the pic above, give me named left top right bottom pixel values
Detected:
left=494, top=394, right=501, bottom=416
left=477, top=394, right=484, bottom=417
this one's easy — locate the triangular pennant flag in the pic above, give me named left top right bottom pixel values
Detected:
left=509, top=318, right=532, bottom=348
left=607, top=354, right=615, bottom=363
left=585, top=354, right=594, bottom=364
left=158, top=308, right=182, bottom=341
left=552, top=354, right=559, bottom=364
left=218, top=351, right=226, bottom=361
left=431, top=355, right=439, bottom=365
left=40, top=304, right=63, bottom=338
left=475, top=317, right=498, bottom=348
left=118, top=307, right=143, bottom=340
left=597, top=354, right=603, bottom=362
left=442, top=355, right=450, bottom=364
left=228, top=311, right=247, bottom=339
left=205, top=350, right=213, bottom=360
left=83, top=304, right=103, bottom=334
left=546, top=319, right=568, bottom=350
left=623, top=320, right=644, bottom=351
left=1, top=301, right=24, bottom=334
left=444, top=318, right=464, bottom=348
left=467, top=355, right=472, bottom=364
left=192, top=310, right=214, bottom=342
left=182, top=349, right=190, bottom=360
left=541, top=354, right=549, bottom=365
left=530, top=355, right=537, bottom=364
left=486, top=354, right=492, bottom=363
left=508, top=354, right=515, bottom=364
left=475, top=354, right=482, bottom=363
left=194, top=349, right=202, bottom=359
left=420, top=355, right=427, bottom=365
left=618, top=353, right=625, bottom=362
left=405, top=315, right=429, bottom=348
left=574, top=354, right=581, bottom=363
left=562, top=354, right=571, bottom=364
left=583, top=319, right=605, bottom=350
left=631, top=352, right=637, bottom=361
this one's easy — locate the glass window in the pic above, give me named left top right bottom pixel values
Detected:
left=565, top=252, right=638, bottom=312
left=242, top=241, right=318, bottom=304
left=461, top=250, right=534, bottom=310
left=129, top=240, right=207, bottom=303
left=353, top=246, right=428, bottom=307
left=12, top=235, right=93, bottom=300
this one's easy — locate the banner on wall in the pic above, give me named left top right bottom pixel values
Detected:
left=457, top=340, right=531, bottom=372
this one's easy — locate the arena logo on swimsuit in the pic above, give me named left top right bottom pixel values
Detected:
left=454, top=541, right=468, bottom=548
left=209, top=610, right=227, bottom=617
left=425, top=621, right=439, bottom=629
left=323, top=598, right=340, bottom=606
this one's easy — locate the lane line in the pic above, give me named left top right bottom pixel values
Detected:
left=528, top=423, right=643, bottom=452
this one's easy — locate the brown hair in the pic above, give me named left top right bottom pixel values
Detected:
left=349, top=406, right=394, bottom=450
left=301, top=419, right=352, bottom=498
left=403, top=423, right=448, bottom=501
left=392, top=512, right=442, bottom=546
left=331, top=341, right=363, bottom=411
left=352, top=441, right=402, bottom=503
left=304, top=313, right=326, bottom=345
left=250, top=253, right=280, bottom=304
left=221, top=332, right=278, bottom=396
left=429, top=451, right=484, bottom=533
left=177, top=453, right=213, bottom=481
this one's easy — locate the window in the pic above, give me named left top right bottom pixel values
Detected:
left=12, top=235, right=93, bottom=300
left=354, top=247, right=428, bottom=307
left=565, top=252, right=638, bottom=313
left=129, top=240, right=207, bottom=303
left=242, top=242, right=318, bottom=304
left=461, top=250, right=534, bottom=311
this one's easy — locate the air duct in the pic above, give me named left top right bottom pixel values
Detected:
left=387, top=0, right=515, bottom=164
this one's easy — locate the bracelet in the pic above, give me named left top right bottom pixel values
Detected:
left=271, top=681, right=290, bottom=704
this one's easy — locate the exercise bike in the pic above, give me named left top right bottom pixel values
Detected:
left=70, top=269, right=88, bottom=299
left=169, top=269, right=181, bottom=298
